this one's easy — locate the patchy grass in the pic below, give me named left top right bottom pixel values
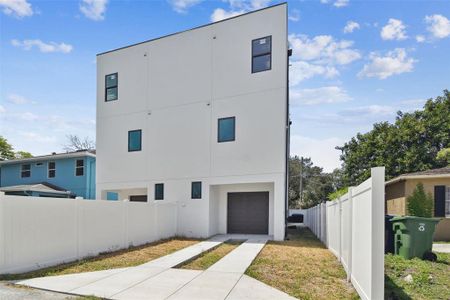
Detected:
left=246, top=226, right=358, bottom=300
left=0, top=237, right=200, bottom=281
left=385, top=253, right=450, bottom=300
left=178, top=240, right=243, bottom=270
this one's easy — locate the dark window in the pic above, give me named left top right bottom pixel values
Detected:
left=21, top=164, right=31, bottom=178
left=191, top=182, right=202, bottom=199
left=75, top=159, right=84, bottom=176
left=128, top=130, right=142, bottom=152
left=252, top=36, right=272, bottom=73
left=105, top=73, right=118, bottom=101
left=48, top=161, right=56, bottom=178
left=155, top=183, right=164, bottom=200
left=129, top=195, right=148, bottom=202
left=218, top=117, right=235, bottom=143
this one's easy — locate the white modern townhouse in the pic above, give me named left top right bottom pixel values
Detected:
left=96, top=3, right=289, bottom=240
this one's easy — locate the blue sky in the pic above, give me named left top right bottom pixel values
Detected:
left=1, top=0, right=449, bottom=171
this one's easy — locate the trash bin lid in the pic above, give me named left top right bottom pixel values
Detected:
left=391, top=216, right=441, bottom=223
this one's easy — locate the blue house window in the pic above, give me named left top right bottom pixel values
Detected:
left=21, top=164, right=31, bottom=178
left=105, top=73, right=118, bottom=101
left=128, top=130, right=142, bottom=152
left=252, top=36, right=272, bottom=73
left=48, top=161, right=56, bottom=178
left=107, top=192, right=119, bottom=201
left=155, top=183, right=164, bottom=200
left=191, top=182, right=202, bottom=199
left=75, top=159, right=84, bottom=176
left=218, top=117, right=235, bottom=143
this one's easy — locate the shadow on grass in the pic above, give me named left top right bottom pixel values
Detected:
left=384, top=275, right=412, bottom=300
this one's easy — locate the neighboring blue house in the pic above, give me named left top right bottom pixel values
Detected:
left=0, top=150, right=96, bottom=199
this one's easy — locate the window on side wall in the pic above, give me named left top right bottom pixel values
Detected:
left=155, top=183, right=164, bottom=200
left=105, top=73, right=118, bottom=101
left=446, top=186, right=450, bottom=217
left=48, top=161, right=56, bottom=178
left=21, top=164, right=31, bottom=178
left=128, top=129, right=142, bottom=152
left=75, top=159, right=84, bottom=176
left=218, top=117, right=235, bottom=143
left=252, top=36, right=272, bottom=73
left=191, top=181, right=202, bottom=199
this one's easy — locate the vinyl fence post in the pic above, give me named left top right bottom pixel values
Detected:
left=347, top=187, right=354, bottom=282
left=338, top=196, right=342, bottom=262
left=0, top=192, right=5, bottom=271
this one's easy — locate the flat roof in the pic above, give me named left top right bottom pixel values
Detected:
left=0, top=150, right=95, bottom=166
left=97, top=2, right=287, bottom=56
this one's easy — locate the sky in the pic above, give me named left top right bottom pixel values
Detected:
left=1, top=0, right=449, bottom=172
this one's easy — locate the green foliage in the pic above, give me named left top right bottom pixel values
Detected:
left=337, top=90, right=450, bottom=186
left=0, top=136, right=33, bottom=160
left=328, top=187, right=348, bottom=201
left=407, top=183, right=433, bottom=217
left=436, top=148, right=450, bottom=166
left=15, top=151, right=33, bottom=159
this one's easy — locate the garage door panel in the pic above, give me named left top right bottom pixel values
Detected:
left=227, top=192, right=269, bottom=234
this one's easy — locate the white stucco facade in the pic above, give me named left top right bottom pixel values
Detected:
left=96, top=4, right=288, bottom=240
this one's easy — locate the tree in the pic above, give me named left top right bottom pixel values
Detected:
left=337, top=90, right=450, bottom=186
left=407, top=183, right=433, bottom=217
left=0, top=136, right=33, bottom=160
left=15, top=151, right=33, bottom=159
left=63, top=134, right=95, bottom=152
left=436, top=148, right=450, bottom=166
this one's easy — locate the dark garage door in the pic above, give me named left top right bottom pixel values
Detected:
left=227, top=192, right=269, bottom=234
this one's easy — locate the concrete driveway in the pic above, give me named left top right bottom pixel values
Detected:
left=16, top=235, right=295, bottom=300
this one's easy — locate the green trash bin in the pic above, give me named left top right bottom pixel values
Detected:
left=391, top=216, right=440, bottom=260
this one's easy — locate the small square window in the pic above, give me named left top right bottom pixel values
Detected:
left=105, top=73, right=118, bottom=101
left=48, top=161, right=56, bottom=178
left=128, top=130, right=142, bottom=152
left=191, top=182, right=202, bottom=199
left=21, top=164, right=31, bottom=178
left=155, top=183, right=164, bottom=200
left=129, top=195, right=148, bottom=202
left=252, top=36, right=272, bottom=73
left=107, top=192, right=119, bottom=201
left=218, top=117, right=235, bottom=143
left=75, top=159, right=84, bottom=176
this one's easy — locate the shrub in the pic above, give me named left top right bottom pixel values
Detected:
left=407, top=183, right=433, bottom=217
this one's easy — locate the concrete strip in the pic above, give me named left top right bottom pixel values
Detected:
left=208, top=238, right=268, bottom=273
left=16, top=268, right=128, bottom=293
left=70, top=266, right=165, bottom=298
left=167, top=271, right=242, bottom=300
left=112, top=269, right=201, bottom=300
left=433, top=243, right=450, bottom=253
left=226, top=275, right=296, bottom=300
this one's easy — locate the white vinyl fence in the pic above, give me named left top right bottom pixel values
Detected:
left=0, top=193, right=177, bottom=274
left=304, top=167, right=385, bottom=300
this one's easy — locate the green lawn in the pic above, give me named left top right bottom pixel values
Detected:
left=385, top=253, right=450, bottom=299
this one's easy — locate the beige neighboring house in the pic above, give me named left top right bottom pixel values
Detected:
left=385, top=167, right=450, bottom=241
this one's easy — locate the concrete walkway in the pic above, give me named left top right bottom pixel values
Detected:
left=16, top=235, right=295, bottom=300
left=433, top=243, right=450, bottom=253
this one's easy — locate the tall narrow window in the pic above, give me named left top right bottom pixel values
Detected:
left=191, top=182, right=202, bottom=199
left=446, top=186, right=450, bottom=217
left=155, top=183, right=164, bottom=200
left=128, top=130, right=142, bottom=152
left=252, top=36, right=272, bottom=73
left=105, top=73, right=118, bottom=101
left=75, top=159, right=84, bottom=176
left=21, top=164, right=31, bottom=178
left=218, top=117, right=235, bottom=143
left=48, top=161, right=56, bottom=178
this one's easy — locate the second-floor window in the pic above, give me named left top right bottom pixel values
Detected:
left=252, top=36, right=272, bottom=73
left=75, top=159, right=84, bottom=176
left=105, top=73, right=118, bottom=101
left=155, top=183, right=164, bottom=200
left=128, top=129, right=142, bottom=152
left=218, top=117, right=235, bottom=143
left=21, top=164, right=31, bottom=178
left=48, top=162, right=56, bottom=178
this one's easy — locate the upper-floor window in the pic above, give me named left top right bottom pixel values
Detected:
left=191, top=181, right=202, bottom=199
left=21, top=164, right=31, bottom=178
left=218, top=117, right=235, bottom=143
left=48, top=161, right=56, bottom=178
left=105, top=73, right=118, bottom=101
left=128, top=129, right=142, bottom=152
left=155, top=183, right=164, bottom=200
left=75, top=159, right=84, bottom=176
left=252, top=36, right=272, bottom=73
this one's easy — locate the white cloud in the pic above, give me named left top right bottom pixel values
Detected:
left=210, top=0, right=270, bottom=22
left=19, top=132, right=57, bottom=143
left=425, top=14, right=450, bottom=39
left=288, top=34, right=361, bottom=65
left=381, top=18, right=407, bottom=40
left=0, top=104, right=5, bottom=113
left=288, top=9, right=300, bottom=22
left=18, top=112, right=39, bottom=121
left=334, top=0, right=349, bottom=8
left=415, top=35, right=426, bottom=43
left=0, top=0, right=33, bottom=18
left=290, top=135, right=344, bottom=172
left=291, top=86, right=352, bottom=105
left=210, top=8, right=245, bottom=22
left=79, top=0, right=108, bottom=21
left=338, top=105, right=395, bottom=117
left=358, top=48, right=416, bottom=79
left=11, top=39, right=73, bottom=53
left=7, top=93, right=36, bottom=105
left=343, top=21, right=360, bottom=33
left=169, top=0, right=203, bottom=13
left=289, top=61, right=338, bottom=85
